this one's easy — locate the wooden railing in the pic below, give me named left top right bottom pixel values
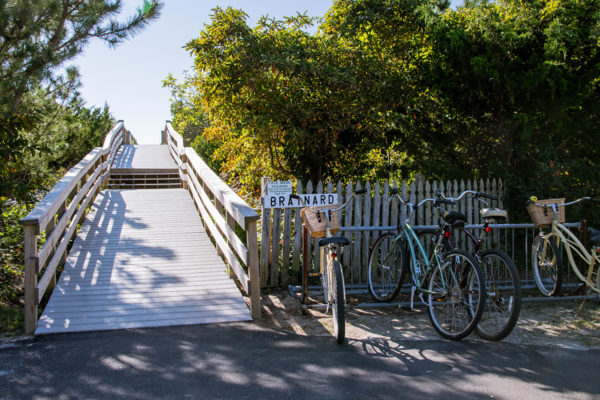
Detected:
left=161, top=120, right=187, bottom=184
left=20, top=121, right=134, bottom=334
left=162, top=122, right=261, bottom=319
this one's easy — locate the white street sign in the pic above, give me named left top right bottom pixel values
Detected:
left=263, top=193, right=338, bottom=209
left=266, top=181, right=293, bottom=196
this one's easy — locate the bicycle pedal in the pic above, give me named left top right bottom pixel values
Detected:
left=309, top=273, right=321, bottom=278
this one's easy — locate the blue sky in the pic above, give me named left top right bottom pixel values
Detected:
left=75, top=1, right=460, bottom=144
left=74, top=1, right=333, bottom=144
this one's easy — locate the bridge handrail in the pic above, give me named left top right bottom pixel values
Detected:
left=162, top=121, right=184, bottom=156
left=164, top=122, right=261, bottom=319
left=162, top=121, right=187, bottom=182
left=20, top=121, right=133, bottom=335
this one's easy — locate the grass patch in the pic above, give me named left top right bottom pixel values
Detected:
left=0, top=301, right=24, bottom=334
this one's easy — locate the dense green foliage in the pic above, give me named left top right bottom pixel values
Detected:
left=168, top=0, right=600, bottom=221
left=424, top=0, right=600, bottom=217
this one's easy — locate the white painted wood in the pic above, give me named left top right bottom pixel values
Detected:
left=111, top=145, right=178, bottom=171
left=186, top=149, right=259, bottom=228
left=36, top=175, right=103, bottom=303
left=264, top=177, right=505, bottom=287
left=36, top=189, right=251, bottom=335
left=36, top=161, right=104, bottom=271
left=21, top=148, right=103, bottom=232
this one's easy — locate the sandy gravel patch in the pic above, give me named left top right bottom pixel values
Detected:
left=251, top=289, right=600, bottom=348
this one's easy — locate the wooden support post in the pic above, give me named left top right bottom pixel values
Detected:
left=259, top=177, right=270, bottom=288
left=181, top=151, right=188, bottom=190
left=24, top=225, right=38, bottom=335
left=302, top=226, right=309, bottom=304
left=247, top=220, right=261, bottom=319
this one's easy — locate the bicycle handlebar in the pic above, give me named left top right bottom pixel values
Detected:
left=388, top=188, right=450, bottom=208
left=526, top=196, right=600, bottom=208
left=436, top=189, right=497, bottom=203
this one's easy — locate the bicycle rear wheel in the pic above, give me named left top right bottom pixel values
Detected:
left=368, top=233, right=406, bottom=302
left=330, top=259, right=345, bottom=344
left=416, top=229, right=451, bottom=255
left=427, top=250, right=485, bottom=340
left=532, top=234, right=562, bottom=296
left=476, top=249, right=522, bottom=341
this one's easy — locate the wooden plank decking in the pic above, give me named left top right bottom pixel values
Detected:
left=111, top=144, right=178, bottom=172
left=36, top=188, right=251, bottom=335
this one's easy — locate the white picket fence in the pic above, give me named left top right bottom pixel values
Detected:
left=259, top=177, right=504, bottom=288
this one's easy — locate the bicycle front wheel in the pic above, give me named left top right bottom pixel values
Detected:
left=330, top=259, right=345, bottom=344
left=532, top=234, right=562, bottom=296
left=476, top=249, right=522, bottom=341
left=368, top=233, right=406, bottom=302
left=427, top=250, right=485, bottom=340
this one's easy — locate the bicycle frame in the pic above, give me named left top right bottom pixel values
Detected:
left=397, top=222, right=451, bottom=297
left=384, top=192, right=461, bottom=298
left=543, top=221, right=600, bottom=292
left=404, top=224, right=432, bottom=291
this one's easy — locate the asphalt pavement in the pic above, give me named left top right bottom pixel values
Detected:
left=1, top=322, right=598, bottom=399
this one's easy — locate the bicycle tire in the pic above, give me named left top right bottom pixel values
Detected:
left=532, top=234, right=562, bottom=296
left=427, top=250, right=486, bottom=340
left=367, top=233, right=406, bottom=302
left=475, top=249, right=522, bottom=341
left=596, top=252, right=600, bottom=295
left=330, top=259, right=345, bottom=344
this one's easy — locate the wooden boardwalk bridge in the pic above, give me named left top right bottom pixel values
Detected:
left=21, top=122, right=260, bottom=335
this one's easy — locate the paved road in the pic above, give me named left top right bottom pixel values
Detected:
left=1, top=322, right=598, bottom=399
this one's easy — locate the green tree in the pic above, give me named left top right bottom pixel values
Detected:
left=0, top=0, right=162, bottom=198
left=183, top=2, right=443, bottom=192
left=423, top=0, right=600, bottom=216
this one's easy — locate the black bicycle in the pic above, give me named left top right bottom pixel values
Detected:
left=417, top=190, right=521, bottom=341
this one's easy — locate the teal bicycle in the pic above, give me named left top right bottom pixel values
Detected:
left=368, top=189, right=486, bottom=340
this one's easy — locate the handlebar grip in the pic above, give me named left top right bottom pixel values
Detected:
left=591, top=198, right=600, bottom=203
left=436, top=198, right=455, bottom=205
left=289, top=194, right=300, bottom=200
left=355, top=189, right=367, bottom=195
left=477, top=192, right=498, bottom=200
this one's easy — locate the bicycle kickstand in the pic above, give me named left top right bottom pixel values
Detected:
left=410, top=286, right=416, bottom=310
left=419, top=293, right=433, bottom=308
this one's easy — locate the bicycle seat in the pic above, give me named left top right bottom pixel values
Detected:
left=443, top=211, right=467, bottom=228
left=588, top=227, right=600, bottom=245
left=318, top=237, right=350, bottom=247
left=480, top=208, right=508, bottom=220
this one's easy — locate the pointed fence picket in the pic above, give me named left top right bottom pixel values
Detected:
left=259, top=177, right=504, bottom=289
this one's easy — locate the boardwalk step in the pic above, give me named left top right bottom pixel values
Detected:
left=108, top=172, right=182, bottom=189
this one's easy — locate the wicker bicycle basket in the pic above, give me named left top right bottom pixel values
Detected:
left=526, top=198, right=565, bottom=228
left=300, top=204, right=340, bottom=238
